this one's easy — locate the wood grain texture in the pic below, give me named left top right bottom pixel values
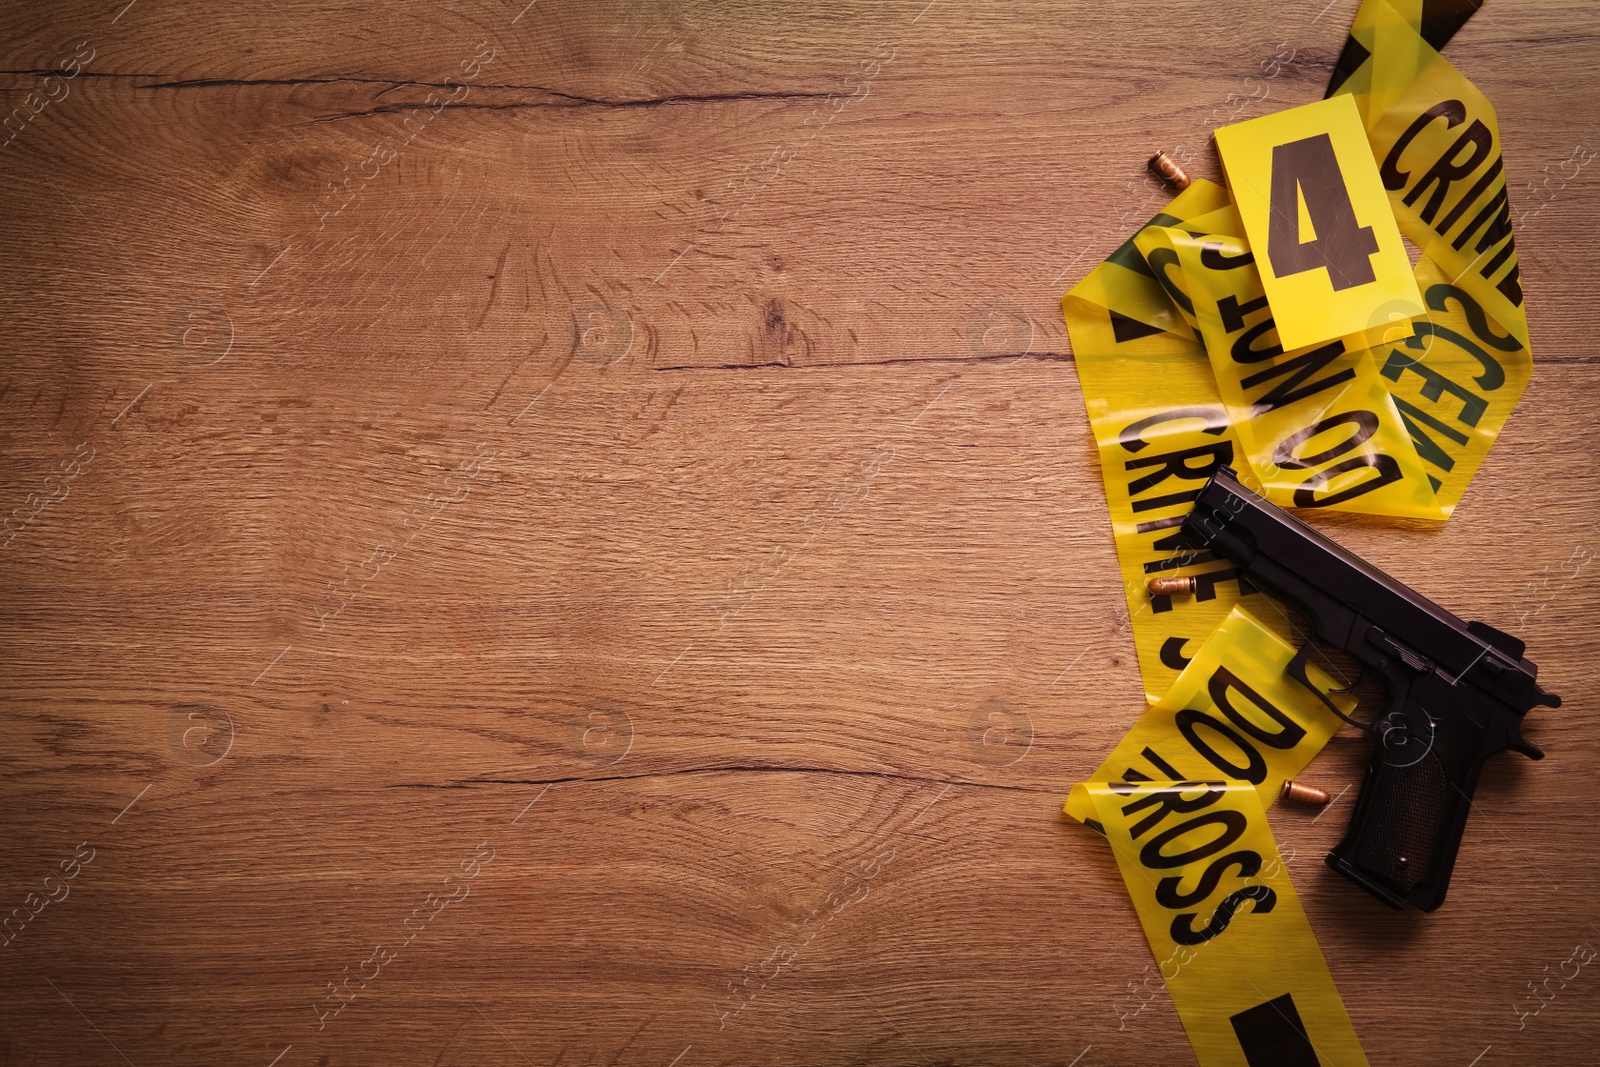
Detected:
left=2, top=1, right=1598, bottom=1064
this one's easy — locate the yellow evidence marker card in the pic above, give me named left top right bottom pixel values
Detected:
left=1215, top=93, right=1422, bottom=352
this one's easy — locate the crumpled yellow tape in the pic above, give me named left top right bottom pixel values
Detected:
left=1375, top=253, right=1532, bottom=511
left=1070, top=608, right=1369, bottom=1067
left=1067, top=179, right=1233, bottom=339
left=1132, top=222, right=1445, bottom=518
left=1062, top=5, right=1537, bottom=696
left=1065, top=607, right=1352, bottom=825
left=1087, top=781, right=1368, bottom=1067
left=1064, top=182, right=1285, bottom=700
left=1338, top=0, right=1529, bottom=350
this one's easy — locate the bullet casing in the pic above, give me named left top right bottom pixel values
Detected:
left=1281, top=779, right=1332, bottom=806
left=1148, top=150, right=1191, bottom=190
left=1146, top=575, right=1198, bottom=596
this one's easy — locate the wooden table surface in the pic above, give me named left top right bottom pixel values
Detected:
left=3, top=2, right=1597, bottom=1064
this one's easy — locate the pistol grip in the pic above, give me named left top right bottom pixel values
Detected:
left=1326, top=710, right=1475, bottom=912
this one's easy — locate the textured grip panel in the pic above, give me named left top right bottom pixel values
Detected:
left=1352, top=749, right=1448, bottom=892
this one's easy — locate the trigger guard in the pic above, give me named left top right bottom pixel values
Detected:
left=1288, top=636, right=1373, bottom=733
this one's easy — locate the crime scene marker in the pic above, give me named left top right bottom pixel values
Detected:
left=1216, top=93, right=1422, bottom=351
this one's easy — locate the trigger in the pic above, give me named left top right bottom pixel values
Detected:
left=1288, top=637, right=1370, bottom=732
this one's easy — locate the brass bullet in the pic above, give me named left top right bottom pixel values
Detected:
left=1281, top=779, right=1332, bottom=806
left=1148, top=150, right=1191, bottom=191
left=1146, top=575, right=1198, bottom=597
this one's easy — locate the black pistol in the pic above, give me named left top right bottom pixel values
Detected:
left=1180, top=467, right=1560, bottom=912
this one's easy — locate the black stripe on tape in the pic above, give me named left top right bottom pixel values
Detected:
left=1229, top=992, right=1320, bottom=1067
left=1324, top=36, right=1371, bottom=99
left=1324, top=0, right=1485, bottom=98
left=1110, top=310, right=1165, bottom=344
left=1418, top=0, right=1485, bottom=52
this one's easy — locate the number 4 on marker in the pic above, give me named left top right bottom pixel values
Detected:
left=1215, top=93, right=1421, bottom=350
left=1267, top=134, right=1379, bottom=292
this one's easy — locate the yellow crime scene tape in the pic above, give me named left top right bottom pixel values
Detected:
left=1069, top=608, right=1369, bottom=1066
left=1063, top=0, right=1533, bottom=701
left=1060, top=1, right=1535, bottom=1063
